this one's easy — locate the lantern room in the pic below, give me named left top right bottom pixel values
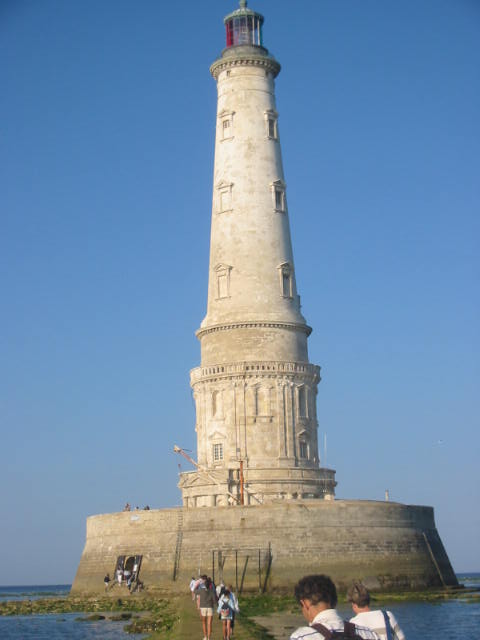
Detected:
left=224, top=0, right=264, bottom=48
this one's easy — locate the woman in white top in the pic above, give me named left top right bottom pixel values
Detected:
left=217, top=589, right=237, bottom=640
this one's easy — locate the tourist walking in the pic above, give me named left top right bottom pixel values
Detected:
left=103, top=573, right=110, bottom=592
left=227, top=585, right=239, bottom=634
left=348, top=582, right=406, bottom=640
left=216, top=579, right=225, bottom=598
left=195, top=575, right=217, bottom=640
left=217, top=588, right=236, bottom=640
left=290, top=574, right=380, bottom=639
left=189, top=576, right=197, bottom=601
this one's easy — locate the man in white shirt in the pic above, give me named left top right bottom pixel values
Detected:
left=347, top=582, right=405, bottom=640
left=290, top=575, right=380, bottom=640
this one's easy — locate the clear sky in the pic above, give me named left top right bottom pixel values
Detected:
left=1, top=0, right=478, bottom=585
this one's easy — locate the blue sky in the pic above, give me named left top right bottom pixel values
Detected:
left=1, top=0, right=478, bottom=585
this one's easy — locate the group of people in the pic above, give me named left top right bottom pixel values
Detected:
left=290, top=574, right=405, bottom=640
left=115, top=566, right=136, bottom=590
left=123, top=503, right=150, bottom=511
left=188, top=572, right=404, bottom=640
left=190, top=575, right=240, bottom=640
left=103, top=561, right=142, bottom=593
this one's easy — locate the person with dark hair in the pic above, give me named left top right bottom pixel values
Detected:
left=290, top=575, right=380, bottom=640
left=227, top=584, right=239, bottom=634
left=216, top=579, right=226, bottom=599
left=195, top=575, right=217, bottom=640
left=348, top=582, right=405, bottom=640
left=217, top=587, right=235, bottom=640
left=190, top=576, right=198, bottom=601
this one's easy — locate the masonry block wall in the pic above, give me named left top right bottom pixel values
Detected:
left=71, top=499, right=457, bottom=594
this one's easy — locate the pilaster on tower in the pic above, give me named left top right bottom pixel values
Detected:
left=178, top=2, right=336, bottom=508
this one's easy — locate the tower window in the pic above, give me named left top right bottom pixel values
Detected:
left=278, top=262, right=293, bottom=298
left=220, top=188, right=232, bottom=212
left=218, top=110, right=234, bottom=140
left=213, top=443, right=224, bottom=462
left=275, top=188, right=284, bottom=211
left=282, top=272, right=290, bottom=297
left=217, top=181, right=233, bottom=213
left=218, top=273, right=228, bottom=298
left=271, top=180, right=286, bottom=212
left=215, top=263, right=232, bottom=299
left=264, top=110, right=279, bottom=140
left=299, top=441, right=308, bottom=459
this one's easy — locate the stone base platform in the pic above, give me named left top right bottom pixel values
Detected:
left=71, top=499, right=457, bottom=594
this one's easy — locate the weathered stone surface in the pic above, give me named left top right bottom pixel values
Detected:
left=71, top=500, right=457, bottom=594
left=179, top=20, right=338, bottom=504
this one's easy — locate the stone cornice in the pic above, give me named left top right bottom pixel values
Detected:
left=210, top=53, right=281, bottom=79
left=196, top=320, right=312, bottom=339
left=190, top=360, right=320, bottom=385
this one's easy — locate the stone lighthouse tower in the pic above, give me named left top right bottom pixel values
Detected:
left=72, top=2, right=458, bottom=596
left=178, top=1, right=336, bottom=507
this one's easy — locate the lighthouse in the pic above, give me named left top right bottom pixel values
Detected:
left=178, top=1, right=337, bottom=507
left=72, top=2, right=459, bottom=594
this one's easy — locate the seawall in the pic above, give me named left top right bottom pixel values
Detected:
left=71, top=499, right=457, bottom=594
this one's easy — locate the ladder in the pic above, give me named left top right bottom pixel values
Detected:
left=172, top=509, right=184, bottom=581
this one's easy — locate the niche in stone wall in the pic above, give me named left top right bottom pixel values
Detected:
left=211, top=389, right=224, bottom=418
left=255, top=385, right=273, bottom=418
left=297, top=429, right=310, bottom=460
left=297, top=385, right=308, bottom=418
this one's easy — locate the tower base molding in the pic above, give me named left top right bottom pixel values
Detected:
left=178, top=466, right=337, bottom=507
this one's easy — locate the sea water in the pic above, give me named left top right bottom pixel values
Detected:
left=336, top=573, right=480, bottom=640
left=0, top=576, right=479, bottom=639
left=0, top=585, right=146, bottom=639
left=0, top=585, right=70, bottom=602
left=0, top=613, right=147, bottom=640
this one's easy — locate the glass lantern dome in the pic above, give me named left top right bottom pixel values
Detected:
left=224, top=0, right=264, bottom=48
